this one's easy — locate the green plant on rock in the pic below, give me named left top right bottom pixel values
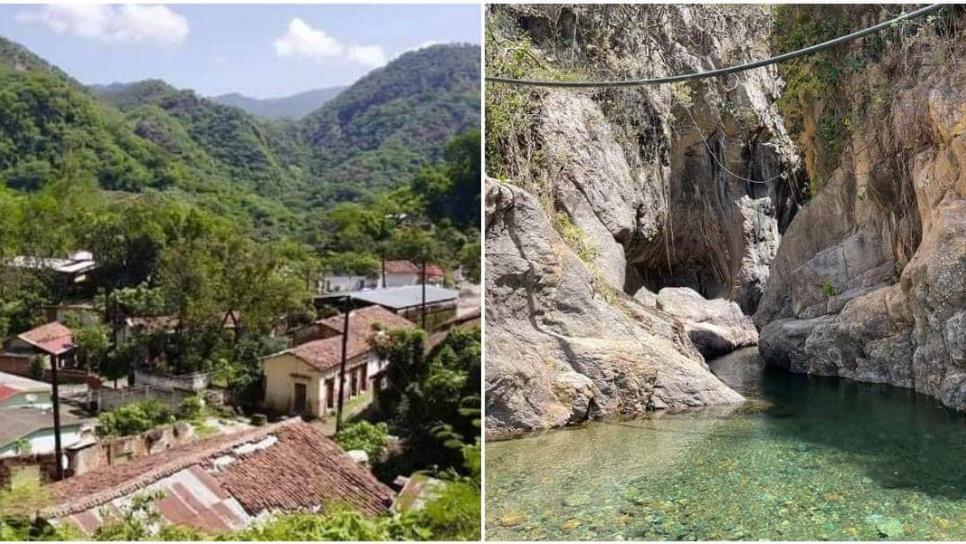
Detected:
left=552, top=212, right=597, bottom=263
left=821, top=279, right=836, bottom=298
left=669, top=82, right=694, bottom=109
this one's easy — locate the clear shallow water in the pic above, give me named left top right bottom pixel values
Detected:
left=486, top=348, right=966, bottom=540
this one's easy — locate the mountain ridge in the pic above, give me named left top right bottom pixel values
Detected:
left=211, top=87, right=347, bottom=120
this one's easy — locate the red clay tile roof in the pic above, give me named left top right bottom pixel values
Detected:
left=383, top=260, right=420, bottom=274
left=217, top=423, right=391, bottom=516
left=45, top=420, right=392, bottom=526
left=17, top=322, right=74, bottom=355
left=286, top=336, right=369, bottom=373
left=383, top=260, right=445, bottom=278
left=285, top=307, right=415, bottom=373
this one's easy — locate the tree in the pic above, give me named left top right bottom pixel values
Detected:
left=74, top=325, right=110, bottom=374
left=371, top=325, right=481, bottom=475
left=459, top=240, right=481, bottom=284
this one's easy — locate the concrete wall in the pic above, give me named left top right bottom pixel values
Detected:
left=320, top=275, right=378, bottom=293
left=67, top=422, right=194, bottom=476
left=263, top=352, right=382, bottom=418
left=385, top=272, right=419, bottom=287
left=263, top=354, right=323, bottom=417
left=134, top=370, right=210, bottom=392
left=93, top=386, right=190, bottom=413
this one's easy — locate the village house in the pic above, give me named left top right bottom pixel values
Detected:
left=43, top=420, right=393, bottom=536
left=348, top=285, right=459, bottom=331
left=2, top=321, right=76, bottom=372
left=317, top=272, right=378, bottom=293
left=383, top=260, right=445, bottom=287
left=0, top=371, right=51, bottom=409
left=6, top=251, right=97, bottom=298
left=262, top=306, right=415, bottom=418
left=0, top=405, right=94, bottom=458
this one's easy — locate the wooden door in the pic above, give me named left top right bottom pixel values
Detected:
left=293, top=382, right=307, bottom=414
left=325, top=379, right=335, bottom=409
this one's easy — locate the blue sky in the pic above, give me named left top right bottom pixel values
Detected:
left=0, top=4, right=480, bottom=98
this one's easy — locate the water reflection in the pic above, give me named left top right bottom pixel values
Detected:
left=487, top=348, right=966, bottom=540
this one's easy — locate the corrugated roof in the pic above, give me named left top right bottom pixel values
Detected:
left=17, top=322, right=75, bottom=355
left=0, top=371, right=50, bottom=393
left=349, top=285, right=458, bottom=310
left=0, top=406, right=88, bottom=447
left=47, top=420, right=393, bottom=534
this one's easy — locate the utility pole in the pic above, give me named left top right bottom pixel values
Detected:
left=50, top=352, right=64, bottom=481
left=421, top=260, right=427, bottom=330
left=335, top=294, right=351, bottom=434
left=381, top=254, right=387, bottom=289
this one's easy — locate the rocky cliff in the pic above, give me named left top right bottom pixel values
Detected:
left=485, top=4, right=966, bottom=435
left=485, top=4, right=798, bottom=436
left=755, top=6, right=966, bottom=409
left=485, top=178, right=742, bottom=437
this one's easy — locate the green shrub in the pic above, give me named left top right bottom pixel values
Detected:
left=178, top=395, right=205, bottom=421
left=97, top=399, right=175, bottom=437
left=552, top=212, right=597, bottom=263
left=337, top=421, right=390, bottom=461
left=28, top=357, right=44, bottom=380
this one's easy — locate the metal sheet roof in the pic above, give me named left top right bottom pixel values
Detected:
left=348, top=285, right=458, bottom=310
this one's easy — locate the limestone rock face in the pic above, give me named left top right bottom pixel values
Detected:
left=485, top=179, right=742, bottom=438
left=755, top=34, right=966, bottom=409
left=488, top=4, right=803, bottom=314
left=656, top=287, right=758, bottom=358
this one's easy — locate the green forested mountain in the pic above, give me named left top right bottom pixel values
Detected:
left=93, top=79, right=298, bottom=201
left=211, top=87, right=346, bottom=120
left=299, top=44, right=481, bottom=201
left=0, top=38, right=481, bottom=237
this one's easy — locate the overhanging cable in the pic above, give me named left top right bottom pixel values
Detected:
left=486, top=4, right=946, bottom=88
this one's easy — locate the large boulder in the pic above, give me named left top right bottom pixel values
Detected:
left=485, top=179, right=742, bottom=438
left=656, top=287, right=758, bottom=358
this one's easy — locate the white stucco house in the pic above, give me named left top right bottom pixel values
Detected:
left=261, top=306, right=415, bottom=418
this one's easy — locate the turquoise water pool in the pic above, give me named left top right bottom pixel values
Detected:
left=486, top=348, right=966, bottom=540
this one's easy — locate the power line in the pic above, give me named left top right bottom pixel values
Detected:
left=486, top=4, right=946, bottom=88
left=683, top=106, right=785, bottom=185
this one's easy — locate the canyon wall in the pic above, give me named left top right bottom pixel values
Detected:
left=755, top=6, right=966, bottom=409
left=485, top=4, right=800, bottom=436
left=485, top=4, right=966, bottom=436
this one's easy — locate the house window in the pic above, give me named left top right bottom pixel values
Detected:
left=350, top=371, right=358, bottom=397
left=360, top=364, right=368, bottom=391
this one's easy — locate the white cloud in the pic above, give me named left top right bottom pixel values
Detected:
left=16, top=4, right=188, bottom=45
left=347, top=45, right=387, bottom=68
left=274, top=18, right=387, bottom=69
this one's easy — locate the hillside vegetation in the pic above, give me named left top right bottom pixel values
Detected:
left=0, top=37, right=480, bottom=240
